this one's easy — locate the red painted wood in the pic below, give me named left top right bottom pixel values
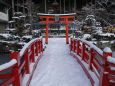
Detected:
left=0, top=37, right=43, bottom=86
left=24, top=49, right=30, bottom=74
left=65, top=22, right=69, bottom=44
left=0, top=76, right=15, bottom=86
left=46, top=23, right=48, bottom=44
left=39, top=15, right=75, bottom=44
left=0, top=74, right=12, bottom=79
left=70, top=38, right=114, bottom=86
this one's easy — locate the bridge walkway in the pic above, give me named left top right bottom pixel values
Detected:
left=30, top=38, right=91, bottom=86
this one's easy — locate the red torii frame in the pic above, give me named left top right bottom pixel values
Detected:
left=38, top=13, right=76, bottom=44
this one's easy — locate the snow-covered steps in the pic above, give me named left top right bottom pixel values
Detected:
left=30, top=38, right=91, bottom=86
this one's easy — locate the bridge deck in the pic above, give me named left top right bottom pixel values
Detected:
left=30, top=38, right=91, bottom=86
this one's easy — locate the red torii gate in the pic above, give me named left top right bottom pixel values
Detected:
left=38, top=13, right=76, bottom=44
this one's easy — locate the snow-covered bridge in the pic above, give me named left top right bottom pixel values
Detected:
left=0, top=37, right=115, bottom=86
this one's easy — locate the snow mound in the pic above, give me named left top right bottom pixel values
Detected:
left=0, top=33, right=11, bottom=38
left=83, top=34, right=91, bottom=39
left=103, top=47, right=112, bottom=53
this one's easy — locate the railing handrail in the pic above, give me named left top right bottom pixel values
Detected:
left=19, top=37, right=42, bottom=57
left=73, top=38, right=103, bottom=56
left=70, top=37, right=115, bottom=86
left=0, top=37, right=43, bottom=86
left=0, top=59, right=17, bottom=72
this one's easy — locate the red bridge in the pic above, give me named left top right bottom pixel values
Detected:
left=0, top=37, right=115, bottom=86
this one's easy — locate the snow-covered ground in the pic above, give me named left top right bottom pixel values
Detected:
left=30, top=38, right=91, bottom=86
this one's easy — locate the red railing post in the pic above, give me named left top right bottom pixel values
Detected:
left=77, top=40, right=80, bottom=56
left=74, top=40, right=76, bottom=53
left=77, top=40, right=79, bottom=55
left=10, top=52, right=21, bottom=86
left=24, top=48, right=30, bottom=74
left=31, top=43, right=35, bottom=62
left=35, top=41, right=38, bottom=56
left=39, top=40, right=41, bottom=53
left=41, top=37, right=43, bottom=53
left=99, top=47, right=112, bottom=86
left=70, top=37, right=73, bottom=51
left=38, top=40, right=41, bottom=53
left=89, top=48, right=94, bottom=71
left=82, top=43, right=86, bottom=61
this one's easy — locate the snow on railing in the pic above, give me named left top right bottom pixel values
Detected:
left=70, top=37, right=115, bottom=86
left=0, top=59, right=17, bottom=86
left=107, top=56, right=115, bottom=64
left=107, top=56, right=115, bottom=85
left=81, top=39, right=103, bottom=55
left=20, top=36, right=42, bottom=57
left=0, top=59, right=17, bottom=71
left=0, top=37, right=43, bottom=86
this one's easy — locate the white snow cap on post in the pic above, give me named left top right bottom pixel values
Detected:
left=103, top=47, right=112, bottom=53
left=107, top=56, right=115, bottom=64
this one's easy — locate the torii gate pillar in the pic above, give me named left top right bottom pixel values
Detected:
left=65, top=20, right=69, bottom=44
left=46, top=23, right=48, bottom=44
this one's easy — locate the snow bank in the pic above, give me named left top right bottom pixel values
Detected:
left=82, top=34, right=91, bottom=39
left=8, top=21, right=15, bottom=23
left=12, top=16, right=20, bottom=19
left=32, top=30, right=40, bottom=33
left=0, top=59, right=17, bottom=71
left=24, top=23, right=31, bottom=27
left=107, top=56, right=115, bottom=64
left=99, top=33, right=115, bottom=37
left=19, top=16, right=26, bottom=18
left=14, top=12, right=23, bottom=15
left=22, top=35, right=32, bottom=39
left=0, top=33, right=11, bottom=38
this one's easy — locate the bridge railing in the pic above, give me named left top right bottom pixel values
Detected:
left=0, top=37, right=43, bottom=86
left=70, top=37, right=115, bottom=86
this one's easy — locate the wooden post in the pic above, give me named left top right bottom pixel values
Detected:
left=35, top=41, right=38, bottom=56
left=24, top=49, right=30, bottom=74
left=41, top=37, right=43, bottom=52
left=38, top=40, right=41, bottom=53
left=77, top=40, right=80, bottom=56
left=31, top=43, right=35, bottom=62
left=74, top=40, right=76, bottom=53
left=10, top=52, right=21, bottom=86
left=82, top=43, right=86, bottom=61
left=89, top=48, right=94, bottom=71
left=70, top=37, right=73, bottom=51
left=99, top=47, right=112, bottom=86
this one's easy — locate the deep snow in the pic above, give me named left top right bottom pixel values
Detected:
left=30, top=38, right=91, bottom=86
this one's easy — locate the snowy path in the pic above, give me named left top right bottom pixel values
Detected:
left=30, top=38, right=91, bottom=86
